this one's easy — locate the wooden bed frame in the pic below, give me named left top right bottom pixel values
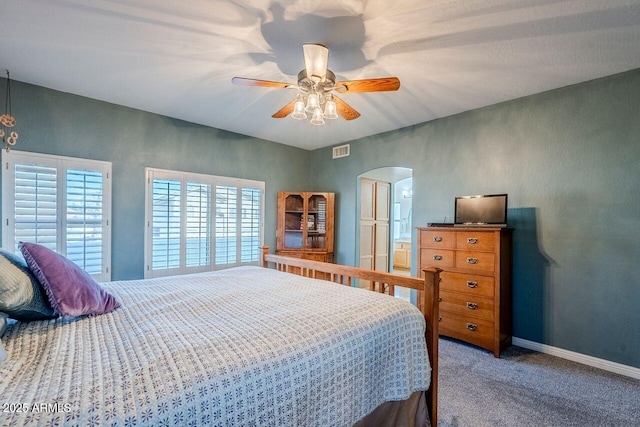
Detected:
left=261, top=246, right=441, bottom=426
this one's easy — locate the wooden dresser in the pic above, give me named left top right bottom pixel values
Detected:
left=417, top=226, right=512, bottom=357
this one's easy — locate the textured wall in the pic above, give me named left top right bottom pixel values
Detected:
left=309, top=69, right=640, bottom=368
left=0, top=80, right=310, bottom=280
left=2, top=70, right=638, bottom=368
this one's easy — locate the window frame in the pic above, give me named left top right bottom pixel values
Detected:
left=144, top=167, right=265, bottom=278
left=2, top=150, right=112, bottom=281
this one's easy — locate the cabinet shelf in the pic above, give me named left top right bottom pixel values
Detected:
left=278, top=192, right=334, bottom=262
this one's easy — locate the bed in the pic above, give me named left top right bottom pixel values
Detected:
left=0, top=246, right=440, bottom=427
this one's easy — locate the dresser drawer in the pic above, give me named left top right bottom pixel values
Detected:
left=420, top=248, right=455, bottom=268
left=456, top=231, right=496, bottom=251
left=440, top=272, right=494, bottom=298
left=420, top=230, right=456, bottom=249
left=439, top=313, right=494, bottom=349
left=455, top=251, right=495, bottom=273
left=440, top=290, right=494, bottom=321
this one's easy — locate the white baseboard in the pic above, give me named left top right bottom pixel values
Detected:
left=512, top=337, right=640, bottom=380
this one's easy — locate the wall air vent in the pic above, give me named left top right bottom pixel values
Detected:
left=332, top=144, right=350, bottom=159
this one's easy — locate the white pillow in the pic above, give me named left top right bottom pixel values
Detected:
left=0, top=313, right=8, bottom=363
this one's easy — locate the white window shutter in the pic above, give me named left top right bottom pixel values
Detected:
left=215, top=185, right=237, bottom=265
left=151, top=178, right=182, bottom=271
left=66, top=169, right=104, bottom=275
left=144, top=168, right=264, bottom=278
left=13, top=163, right=58, bottom=252
left=2, top=151, right=112, bottom=281
left=241, top=188, right=262, bottom=262
left=185, top=182, right=211, bottom=268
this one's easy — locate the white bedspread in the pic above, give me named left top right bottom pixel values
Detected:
left=0, top=266, right=430, bottom=427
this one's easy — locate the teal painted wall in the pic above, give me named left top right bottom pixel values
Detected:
left=2, top=70, right=638, bottom=368
left=309, top=69, right=640, bottom=368
left=0, top=80, right=310, bottom=280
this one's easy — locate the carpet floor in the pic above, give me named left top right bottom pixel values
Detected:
left=437, top=338, right=639, bottom=426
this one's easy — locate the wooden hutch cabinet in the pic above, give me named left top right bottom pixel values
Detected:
left=276, top=192, right=334, bottom=262
left=417, top=226, right=512, bottom=357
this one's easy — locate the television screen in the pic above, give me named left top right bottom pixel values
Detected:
left=455, top=194, right=507, bottom=226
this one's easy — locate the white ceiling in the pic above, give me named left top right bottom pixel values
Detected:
left=2, top=0, right=640, bottom=150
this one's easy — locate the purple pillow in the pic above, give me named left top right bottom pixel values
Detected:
left=19, top=242, right=120, bottom=318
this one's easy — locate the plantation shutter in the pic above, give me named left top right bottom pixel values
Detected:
left=151, top=178, right=181, bottom=271
left=241, top=188, right=262, bottom=262
left=2, top=151, right=112, bottom=281
left=215, top=185, right=237, bottom=265
left=144, top=168, right=264, bottom=278
left=66, top=169, right=104, bottom=275
left=186, top=182, right=211, bottom=268
left=13, top=163, right=58, bottom=252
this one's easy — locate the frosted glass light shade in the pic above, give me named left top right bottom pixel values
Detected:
left=292, top=97, right=307, bottom=120
left=310, top=107, right=325, bottom=125
left=305, top=93, right=319, bottom=113
left=324, top=98, right=338, bottom=119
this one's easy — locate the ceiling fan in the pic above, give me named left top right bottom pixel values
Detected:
left=232, top=44, right=400, bottom=125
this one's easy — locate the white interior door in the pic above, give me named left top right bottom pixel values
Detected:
left=359, top=178, right=390, bottom=284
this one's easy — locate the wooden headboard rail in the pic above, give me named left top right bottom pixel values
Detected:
left=260, top=246, right=440, bottom=426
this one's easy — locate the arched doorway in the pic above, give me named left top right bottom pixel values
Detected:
left=356, top=167, right=413, bottom=284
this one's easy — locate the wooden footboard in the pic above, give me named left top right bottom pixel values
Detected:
left=261, top=246, right=440, bottom=426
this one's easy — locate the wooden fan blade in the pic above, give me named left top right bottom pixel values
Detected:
left=334, top=77, right=400, bottom=93
left=232, top=77, right=297, bottom=89
left=272, top=99, right=297, bottom=119
left=333, top=95, right=361, bottom=121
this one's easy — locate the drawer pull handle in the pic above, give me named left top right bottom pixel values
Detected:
left=467, top=257, right=478, bottom=264
left=433, top=236, right=443, bottom=242
left=438, top=317, right=442, bottom=322
left=466, top=302, right=478, bottom=310
left=466, top=323, right=478, bottom=331
left=467, top=281, right=478, bottom=288
left=433, top=255, right=443, bottom=261
left=438, top=297, right=442, bottom=302
left=467, top=238, right=478, bottom=244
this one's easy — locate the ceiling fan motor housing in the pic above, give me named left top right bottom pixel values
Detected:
left=297, top=69, right=336, bottom=95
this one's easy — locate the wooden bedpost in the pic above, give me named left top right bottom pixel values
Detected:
left=422, top=267, right=440, bottom=427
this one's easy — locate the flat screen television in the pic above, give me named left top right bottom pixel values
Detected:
left=454, top=194, right=507, bottom=226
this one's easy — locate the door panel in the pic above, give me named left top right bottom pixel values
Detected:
left=359, top=178, right=390, bottom=275
left=375, top=223, right=389, bottom=272
left=375, top=182, right=390, bottom=222
left=360, top=178, right=375, bottom=222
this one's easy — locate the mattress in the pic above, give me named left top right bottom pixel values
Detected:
left=0, top=266, right=430, bottom=426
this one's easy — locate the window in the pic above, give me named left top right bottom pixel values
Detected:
left=145, top=168, right=264, bottom=278
left=2, top=150, right=112, bottom=281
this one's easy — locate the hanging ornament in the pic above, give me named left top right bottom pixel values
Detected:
left=2, top=70, right=18, bottom=152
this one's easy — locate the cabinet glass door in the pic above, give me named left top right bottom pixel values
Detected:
left=283, top=194, right=304, bottom=249
left=306, top=194, right=327, bottom=250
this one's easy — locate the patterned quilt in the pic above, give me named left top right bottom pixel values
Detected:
left=0, top=266, right=430, bottom=427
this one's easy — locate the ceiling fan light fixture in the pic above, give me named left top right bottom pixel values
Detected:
left=232, top=44, right=400, bottom=125
left=310, top=107, right=325, bottom=126
left=305, top=92, right=319, bottom=113
left=324, top=96, right=338, bottom=120
left=291, top=95, right=307, bottom=120
left=303, top=44, right=329, bottom=82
